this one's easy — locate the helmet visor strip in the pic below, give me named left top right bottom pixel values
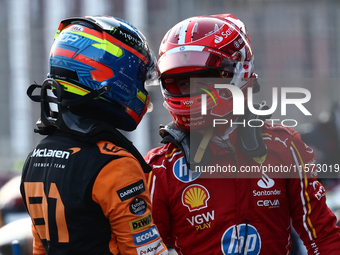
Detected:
left=162, top=69, right=233, bottom=96
left=144, top=50, right=161, bottom=86
left=158, top=48, right=238, bottom=75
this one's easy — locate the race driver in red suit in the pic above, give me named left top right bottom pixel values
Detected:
left=145, top=14, right=340, bottom=255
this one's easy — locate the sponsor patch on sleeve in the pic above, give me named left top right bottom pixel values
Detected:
left=129, top=212, right=152, bottom=232
left=130, top=197, right=147, bottom=215
left=133, top=225, right=160, bottom=246
left=136, top=239, right=166, bottom=255
left=117, top=179, right=145, bottom=201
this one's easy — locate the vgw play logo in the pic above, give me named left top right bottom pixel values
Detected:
left=200, top=84, right=311, bottom=128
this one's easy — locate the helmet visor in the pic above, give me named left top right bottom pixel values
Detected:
left=162, top=69, right=233, bottom=96
left=144, top=50, right=161, bottom=86
left=158, top=48, right=238, bottom=75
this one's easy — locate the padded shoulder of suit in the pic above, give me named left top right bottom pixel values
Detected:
left=261, top=123, right=299, bottom=137
left=96, top=140, right=135, bottom=158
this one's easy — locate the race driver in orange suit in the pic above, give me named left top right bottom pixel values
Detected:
left=145, top=14, right=340, bottom=254
left=20, top=16, right=167, bottom=255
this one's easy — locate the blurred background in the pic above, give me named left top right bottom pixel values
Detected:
left=0, top=0, right=339, bottom=172
left=0, top=0, right=340, bottom=254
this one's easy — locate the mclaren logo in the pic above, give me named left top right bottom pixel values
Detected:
left=68, top=147, right=81, bottom=154
left=31, top=147, right=81, bottom=159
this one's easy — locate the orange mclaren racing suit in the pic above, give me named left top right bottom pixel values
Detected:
left=145, top=124, right=340, bottom=255
left=20, top=130, right=168, bottom=255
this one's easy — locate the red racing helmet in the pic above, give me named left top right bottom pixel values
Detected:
left=158, top=14, right=258, bottom=130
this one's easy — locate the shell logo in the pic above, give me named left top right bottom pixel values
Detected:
left=182, top=184, right=210, bottom=212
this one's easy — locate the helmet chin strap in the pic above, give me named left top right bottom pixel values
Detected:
left=27, top=78, right=110, bottom=136
left=27, top=78, right=152, bottom=173
left=193, top=126, right=214, bottom=163
left=159, top=102, right=271, bottom=170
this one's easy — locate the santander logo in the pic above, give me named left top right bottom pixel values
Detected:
left=257, top=173, right=275, bottom=189
left=214, top=35, right=223, bottom=44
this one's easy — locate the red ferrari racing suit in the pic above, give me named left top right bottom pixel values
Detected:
left=145, top=124, right=340, bottom=255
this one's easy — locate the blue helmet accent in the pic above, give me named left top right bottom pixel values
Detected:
left=49, top=15, right=159, bottom=131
